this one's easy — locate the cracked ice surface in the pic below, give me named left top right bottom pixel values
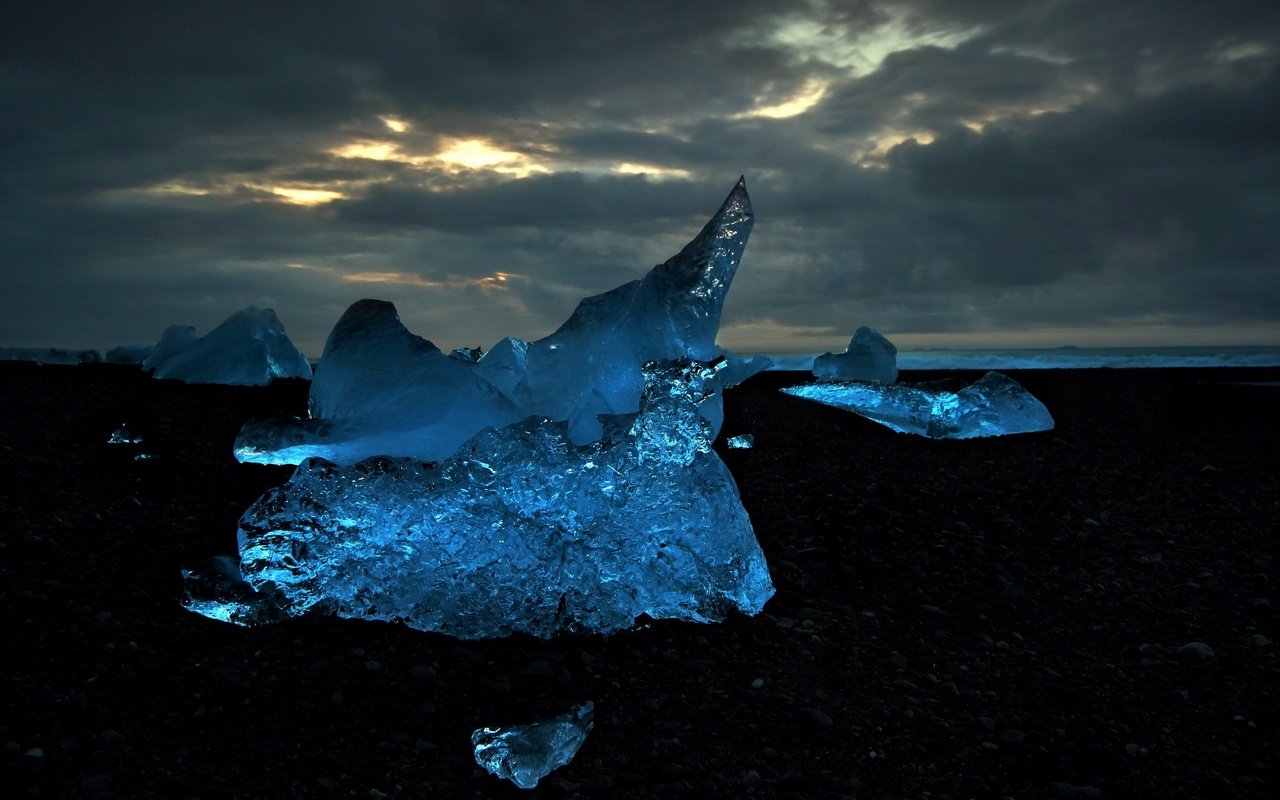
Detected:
left=144, top=307, right=312, bottom=385
left=472, top=702, right=594, bottom=789
left=811, top=326, right=897, bottom=383
left=782, top=371, right=1054, bottom=439
left=190, top=360, right=774, bottom=638
left=234, top=178, right=756, bottom=465
left=235, top=300, right=522, bottom=464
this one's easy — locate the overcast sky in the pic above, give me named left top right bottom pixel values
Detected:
left=3, top=1, right=1278, bottom=355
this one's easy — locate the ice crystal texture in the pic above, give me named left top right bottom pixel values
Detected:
left=472, top=702, right=594, bottom=789
left=812, top=326, right=898, bottom=383
left=234, top=178, right=756, bottom=465
left=782, top=371, right=1054, bottom=438
left=235, top=300, right=522, bottom=465
left=726, top=434, right=755, bottom=449
left=143, top=307, right=312, bottom=385
left=189, top=360, right=774, bottom=638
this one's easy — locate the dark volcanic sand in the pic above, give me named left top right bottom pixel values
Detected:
left=1, top=363, right=1277, bottom=799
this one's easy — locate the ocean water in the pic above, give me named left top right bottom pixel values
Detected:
left=761, top=346, right=1280, bottom=372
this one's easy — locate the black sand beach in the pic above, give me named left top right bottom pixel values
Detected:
left=2, top=363, right=1277, bottom=798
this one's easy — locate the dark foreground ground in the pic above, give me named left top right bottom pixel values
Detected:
left=1, top=363, right=1277, bottom=799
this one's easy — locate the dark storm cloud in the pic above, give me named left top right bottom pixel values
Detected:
left=2, top=0, right=1278, bottom=352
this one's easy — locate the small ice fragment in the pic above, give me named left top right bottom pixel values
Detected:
left=108, top=425, right=143, bottom=445
left=472, top=701, right=594, bottom=790
left=726, top=434, right=754, bottom=449
left=133, top=453, right=157, bottom=462
left=781, top=371, right=1053, bottom=439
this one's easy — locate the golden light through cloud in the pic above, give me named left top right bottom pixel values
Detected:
left=731, top=78, right=829, bottom=120
left=380, top=116, right=410, bottom=132
left=433, top=138, right=547, bottom=177
left=614, top=163, right=693, bottom=180
left=330, top=140, right=402, bottom=161
left=255, top=185, right=347, bottom=205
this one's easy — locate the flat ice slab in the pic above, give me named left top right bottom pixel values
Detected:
left=781, top=371, right=1054, bottom=439
left=189, top=360, right=775, bottom=638
left=0, top=347, right=101, bottom=365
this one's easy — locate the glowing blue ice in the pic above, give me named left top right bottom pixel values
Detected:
left=188, top=360, right=774, bottom=638
left=144, top=307, right=312, bottom=385
left=234, top=179, right=756, bottom=466
left=781, top=371, right=1054, bottom=439
left=235, top=300, right=522, bottom=465
left=812, top=326, right=898, bottom=383
left=726, top=434, right=754, bottom=449
left=510, top=178, right=755, bottom=445
left=472, top=701, right=594, bottom=790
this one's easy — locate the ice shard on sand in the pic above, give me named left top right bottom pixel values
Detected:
left=781, top=371, right=1054, bottom=439
left=472, top=701, right=594, bottom=789
left=187, top=360, right=775, bottom=638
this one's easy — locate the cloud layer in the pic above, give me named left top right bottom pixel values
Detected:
left=3, top=0, right=1278, bottom=354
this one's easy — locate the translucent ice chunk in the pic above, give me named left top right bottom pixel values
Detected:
left=781, top=371, right=1054, bottom=439
left=234, top=300, right=523, bottom=465
left=812, top=326, right=897, bottom=383
left=472, top=701, right=594, bottom=790
left=190, top=360, right=775, bottom=638
left=511, top=178, right=755, bottom=444
left=235, top=178, right=757, bottom=464
left=144, top=308, right=312, bottom=385
left=726, top=434, right=754, bottom=449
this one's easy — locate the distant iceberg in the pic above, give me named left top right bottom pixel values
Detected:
left=105, top=344, right=155, bottom=365
left=811, top=326, right=897, bottom=383
left=145, top=307, right=312, bottom=386
left=0, top=347, right=102, bottom=365
left=187, top=360, right=775, bottom=638
left=782, top=371, right=1054, bottom=439
left=236, top=177, right=761, bottom=465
